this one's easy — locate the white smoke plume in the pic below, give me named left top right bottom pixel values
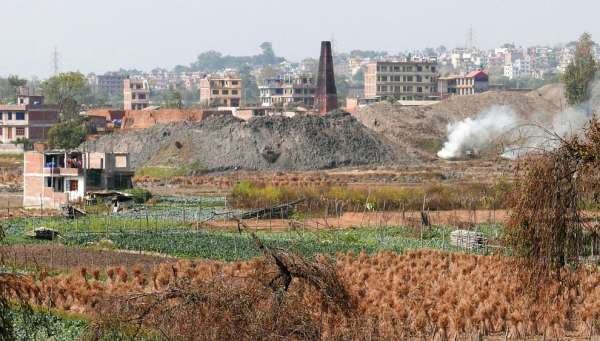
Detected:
left=437, top=84, right=599, bottom=160
left=437, top=106, right=520, bottom=159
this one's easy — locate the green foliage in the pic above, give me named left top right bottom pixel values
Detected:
left=47, top=121, right=88, bottom=150
left=64, top=225, right=492, bottom=261
left=12, top=138, right=32, bottom=150
left=8, top=307, right=87, bottom=341
left=7, top=75, right=27, bottom=89
left=40, top=72, right=91, bottom=118
left=230, top=181, right=514, bottom=212
left=164, top=89, right=183, bottom=109
left=123, top=188, right=153, bottom=204
left=498, top=73, right=560, bottom=90
left=562, top=32, right=598, bottom=106
left=239, top=65, right=259, bottom=105
left=136, top=161, right=206, bottom=178
left=190, top=42, right=285, bottom=73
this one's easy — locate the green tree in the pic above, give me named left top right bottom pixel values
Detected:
left=165, top=90, right=183, bottom=109
left=7, top=75, right=27, bottom=93
left=239, top=65, right=259, bottom=105
left=47, top=121, right=88, bottom=149
left=562, top=32, right=598, bottom=106
left=259, top=42, right=277, bottom=65
left=41, top=72, right=91, bottom=119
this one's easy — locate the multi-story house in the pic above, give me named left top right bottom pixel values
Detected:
left=23, top=148, right=133, bottom=209
left=89, top=73, right=127, bottom=96
left=438, top=70, right=489, bottom=97
left=259, top=74, right=315, bottom=108
left=0, top=93, right=58, bottom=144
left=504, top=58, right=532, bottom=79
left=364, top=59, right=439, bottom=100
left=199, top=74, right=242, bottom=107
left=123, top=77, right=150, bottom=110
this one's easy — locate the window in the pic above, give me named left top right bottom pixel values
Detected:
left=407, top=76, right=414, bottom=82
left=222, top=90, right=229, bottom=95
left=16, top=112, right=25, bottom=120
left=416, top=76, right=423, bottom=82
left=431, top=66, right=436, bottom=72
left=115, top=155, right=127, bottom=168
left=417, top=87, right=423, bottom=93
left=417, top=66, right=423, bottom=72
left=0, top=127, right=2, bottom=136
left=232, top=90, right=238, bottom=95
left=138, top=94, right=146, bottom=100
left=394, top=76, right=401, bottom=82
left=381, top=76, right=388, bottom=82
left=15, top=127, right=25, bottom=136
left=381, top=66, right=388, bottom=72
left=212, top=90, right=219, bottom=95
left=7, top=112, right=12, bottom=120
left=393, top=66, right=400, bottom=72
left=231, top=81, right=239, bottom=86
left=69, top=180, right=78, bottom=192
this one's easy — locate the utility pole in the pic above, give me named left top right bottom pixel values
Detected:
left=52, top=46, right=60, bottom=76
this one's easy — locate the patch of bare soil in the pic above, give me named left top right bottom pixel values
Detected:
left=204, top=209, right=510, bottom=230
left=1, top=244, right=176, bottom=272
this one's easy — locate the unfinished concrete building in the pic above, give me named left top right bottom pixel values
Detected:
left=259, top=73, right=316, bottom=108
left=23, top=149, right=133, bottom=209
left=123, top=77, right=150, bottom=110
left=364, top=59, right=438, bottom=101
left=199, top=74, right=242, bottom=108
left=315, top=41, right=338, bottom=114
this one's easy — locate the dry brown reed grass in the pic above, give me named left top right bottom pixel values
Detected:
left=4, top=250, right=600, bottom=339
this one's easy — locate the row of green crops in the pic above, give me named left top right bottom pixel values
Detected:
left=7, top=307, right=159, bottom=341
left=8, top=308, right=87, bottom=341
left=63, top=226, right=499, bottom=261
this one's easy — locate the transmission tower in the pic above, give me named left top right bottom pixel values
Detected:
left=52, top=46, right=60, bottom=76
left=466, top=26, right=474, bottom=50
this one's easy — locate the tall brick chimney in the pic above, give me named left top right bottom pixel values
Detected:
left=315, top=41, right=338, bottom=114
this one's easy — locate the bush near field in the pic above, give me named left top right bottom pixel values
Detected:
left=229, top=180, right=514, bottom=212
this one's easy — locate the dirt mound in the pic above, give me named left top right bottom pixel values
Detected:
left=526, top=83, right=566, bottom=109
left=353, top=90, right=563, bottom=159
left=81, top=112, right=398, bottom=172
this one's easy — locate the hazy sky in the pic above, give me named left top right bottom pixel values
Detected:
left=2, top=0, right=599, bottom=78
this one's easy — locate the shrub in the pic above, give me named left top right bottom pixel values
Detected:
left=229, top=181, right=513, bottom=212
left=123, top=188, right=152, bottom=204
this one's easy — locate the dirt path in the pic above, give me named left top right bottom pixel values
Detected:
left=205, top=209, right=510, bottom=230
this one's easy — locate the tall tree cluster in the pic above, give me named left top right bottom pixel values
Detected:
left=562, top=32, right=598, bottom=106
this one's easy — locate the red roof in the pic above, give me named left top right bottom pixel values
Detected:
left=465, top=70, right=488, bottom=79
